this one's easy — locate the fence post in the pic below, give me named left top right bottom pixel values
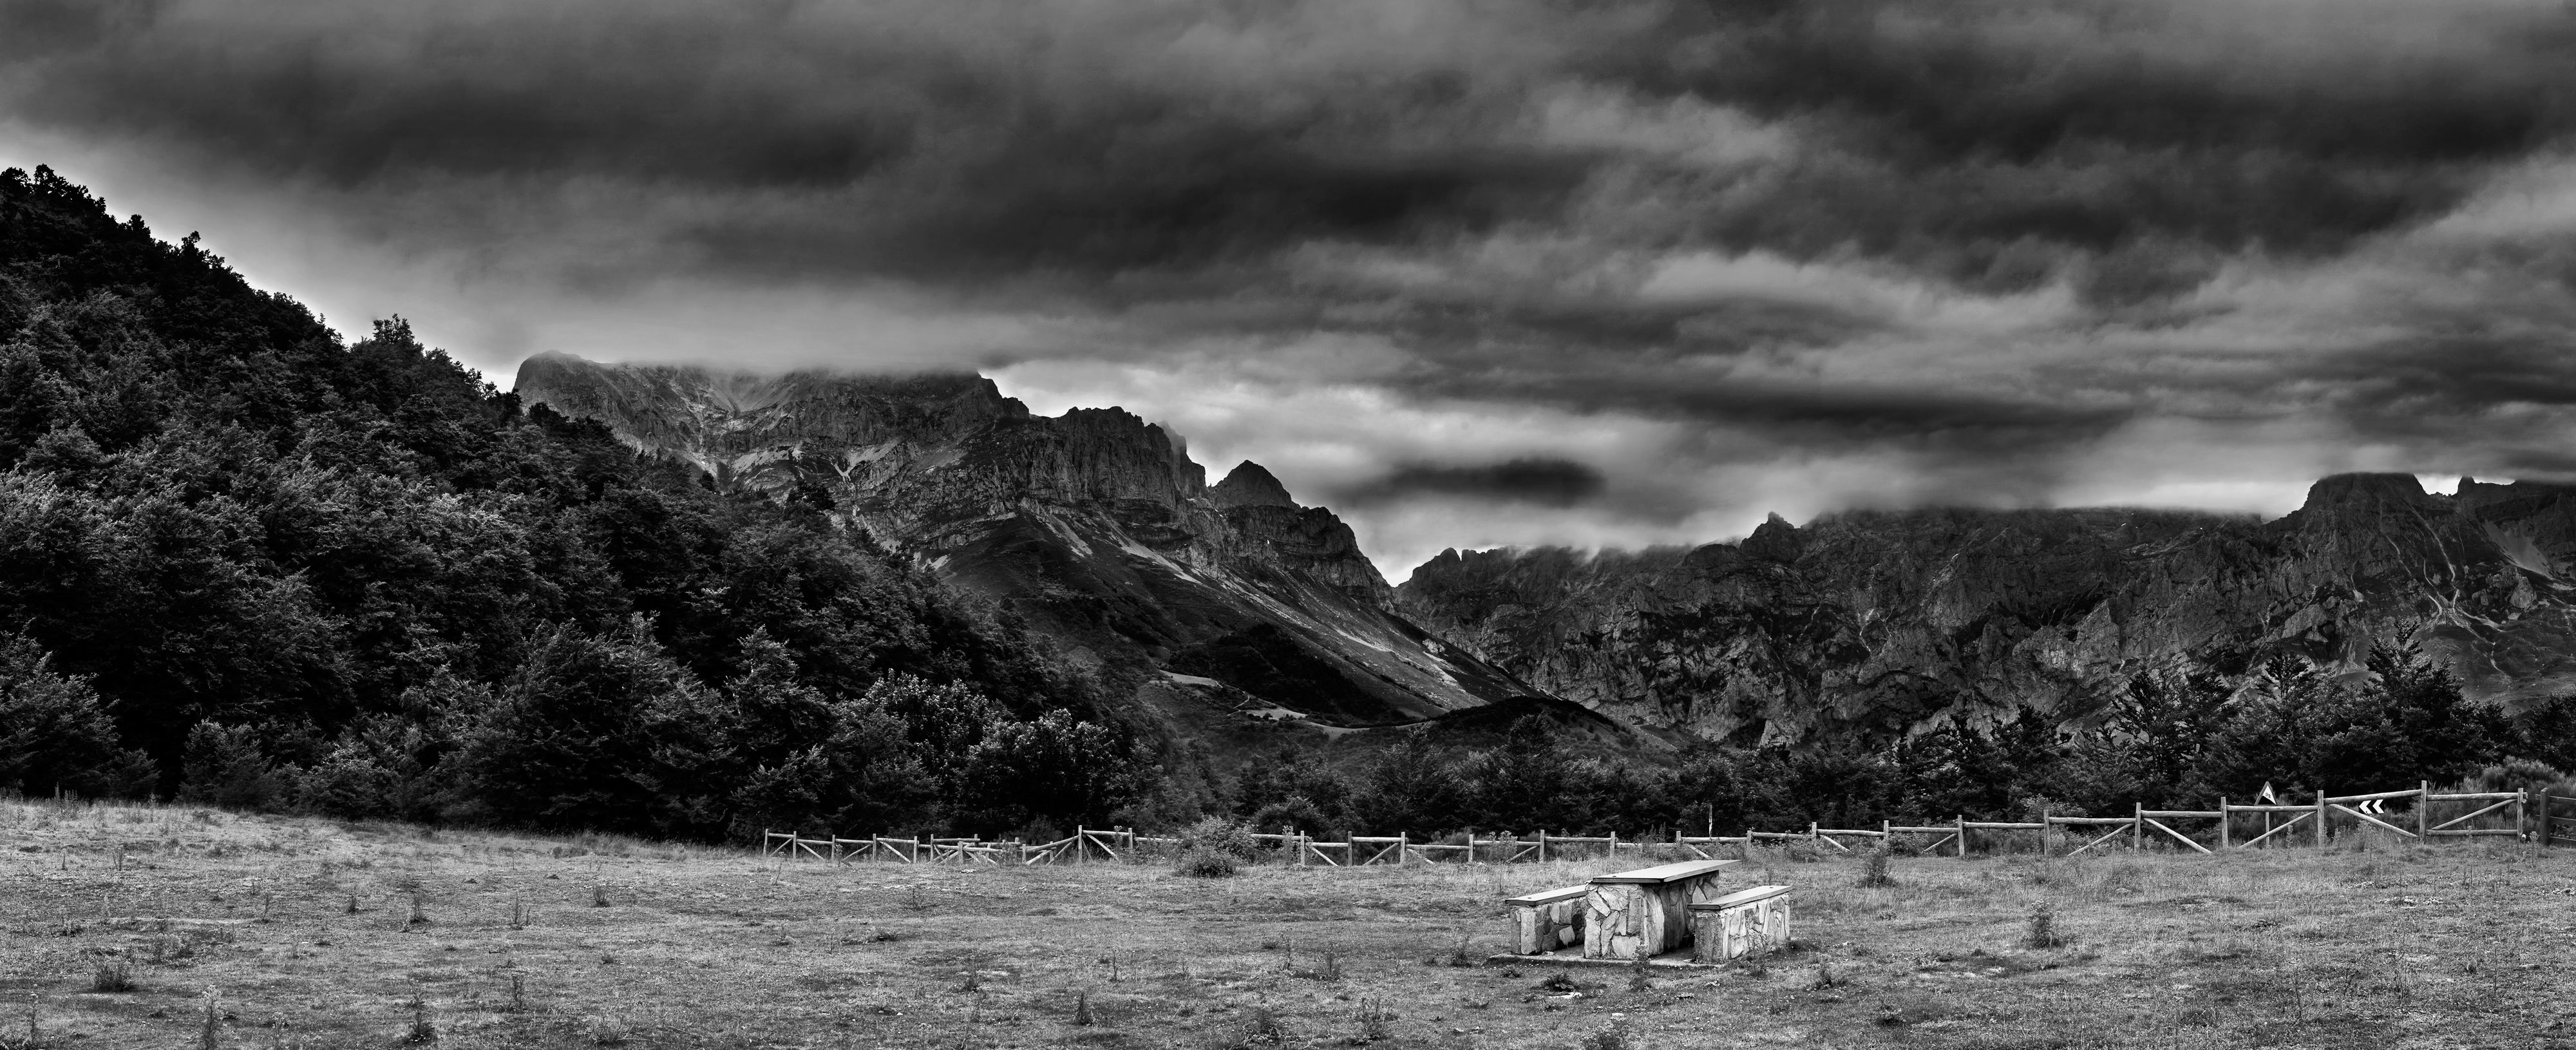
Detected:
left=1609, top=830, right=1618, bottom=858
left=2218, top=799, right=2230, bottom=850
left=1955, top=816, right=1967, bottom=859
left=1466, top=828, right=1476, bottom=864
left=2518, top=789, right=2530, bottom=841
left=2132, top=803, right=2143, bottom=853
left=1538, top=830, right=1548, bottom=863
left=2417, top=780, right=2430, bottom=840
left=2315, top=792, right=2327, bottom=848
left=1398, top=832, right=1408, bottom=866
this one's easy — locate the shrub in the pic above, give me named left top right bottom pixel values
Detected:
left=296, top=748, right=397, bottom=819
left=1178, top=816, right=1258, bottom=859
left=1857, top=847, right=1895, bottom=888
left=91, top=961, right=134, bottom=993
left=2023, top=902, right=2063, bottom=949
left=1246, top=796, right=1334, bottom=843
left=178, top=722, right=287, bottom=810
left=1176, top=847, right=1238, bottom=878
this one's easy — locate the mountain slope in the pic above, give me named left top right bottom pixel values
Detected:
left=513, top=352, right=1537, bottom=737
left=1398, top=474, right=2576, bottom=743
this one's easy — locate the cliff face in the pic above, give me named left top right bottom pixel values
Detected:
left=1399, top=475, right=2576, bottom=742
left=514, top=352, right=1528, bottom=732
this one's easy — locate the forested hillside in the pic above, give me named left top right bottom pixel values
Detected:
left=0, top=166, right=1136, bottom=839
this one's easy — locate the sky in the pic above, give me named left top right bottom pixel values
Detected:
left=7, top=0, right=2576, bottom=578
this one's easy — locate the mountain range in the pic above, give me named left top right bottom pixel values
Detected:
left=517, top=354, right=2576, bottom=756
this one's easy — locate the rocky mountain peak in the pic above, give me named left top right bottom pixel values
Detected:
left=1742, top=511, right=1802, bottom=562
left=2294, top=472, right=2441, bottom=515
left=1211, top=461, right=1298, bottom=509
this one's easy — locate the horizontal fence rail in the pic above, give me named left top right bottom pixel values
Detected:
left=762, top=785, right=2572, bottom=867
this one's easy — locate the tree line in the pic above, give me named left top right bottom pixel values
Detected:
left=1217, top=645, right=2576, bottom=841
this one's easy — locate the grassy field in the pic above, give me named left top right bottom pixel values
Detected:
left=3, top=799, right=2573, bottom=1049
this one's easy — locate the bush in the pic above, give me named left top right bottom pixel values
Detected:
left=1856, top=847, right=1895, bottom=888
left=1178, top=816, right=1258, bottom=859
left=296, top=747, right=399, bottom=819
left=1175, top=847, right=1238, bottom=878
left=2023, top=901, right=2063, bottom=948
left=178, top=721, right=287, bottom=810
left=1247, top=795, right=1336, bottom=842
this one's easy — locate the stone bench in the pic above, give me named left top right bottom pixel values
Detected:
left=1689, top=884, right=1792, bottom=962
left=1502, top=884, right=1589, bottom=955
left=1583, top=859, right=1737, bottom=960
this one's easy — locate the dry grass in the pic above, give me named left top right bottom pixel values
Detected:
left=2, top=797, right=2573, bottom=1048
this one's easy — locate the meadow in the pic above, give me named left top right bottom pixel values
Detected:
left=3, top=797, right=2571, bottom=1049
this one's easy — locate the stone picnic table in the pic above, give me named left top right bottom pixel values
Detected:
left=1504, top=858, right=1739, bottom=961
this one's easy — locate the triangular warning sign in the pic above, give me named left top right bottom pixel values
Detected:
left=2258, top=781, right=2279, bottom=804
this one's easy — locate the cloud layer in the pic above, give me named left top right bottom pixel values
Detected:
left=8, top=0, right=2576, bottom=575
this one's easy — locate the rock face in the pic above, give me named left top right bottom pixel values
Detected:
left=1397, top=475, right=2576, bottom=743
left=514, top=352, right=1529, bottom=731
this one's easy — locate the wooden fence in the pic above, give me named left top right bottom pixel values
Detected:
left=764, top=785, right=2576, bottom=867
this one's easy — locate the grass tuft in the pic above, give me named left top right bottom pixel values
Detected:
left=1352, top=997, right=1396, bottom=1044
left=402, top=997, right=435, bottom=1044
left=195, top=989, right=219, bottom=1050
left=585, top=1015, right=629, bottom=1046
left=90, top=961, right=135, bottom=993
left=1580, top=1017, right=1636, bottom=1050
left=1242, top=1004, right=1288, bottom=1047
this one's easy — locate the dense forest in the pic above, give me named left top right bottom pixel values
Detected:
left=4, top=166, right=2573, bottom=846
left=0, top=166, right=1132, bottom=841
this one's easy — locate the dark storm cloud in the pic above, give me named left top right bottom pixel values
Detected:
left=23, top=0, right=2562, bottom=292
left=11, top=0, right=2576, bottom=562
left=1342, top=458, right=1609, bottom=508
